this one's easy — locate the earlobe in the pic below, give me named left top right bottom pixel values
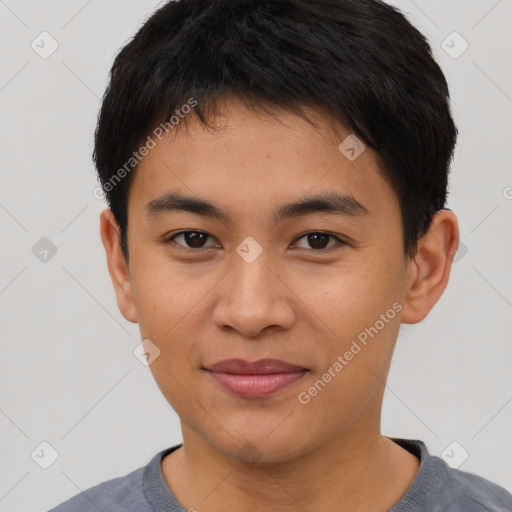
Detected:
left=99, top=208, right=138, bottom=324
left=401, top=209, right=459, bottom=324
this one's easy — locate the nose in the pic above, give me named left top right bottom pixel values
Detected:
left=211, top=245, right=296, bottom=338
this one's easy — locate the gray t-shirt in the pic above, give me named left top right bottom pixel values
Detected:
left=48, top=437, right=512, bottom=511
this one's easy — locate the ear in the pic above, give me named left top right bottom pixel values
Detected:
left=401, top=209, right=459, bottom=324
left=99, top=208, right=138, bottom=323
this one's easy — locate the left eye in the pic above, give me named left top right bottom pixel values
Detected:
left=292, top=232, right=343, bottom=250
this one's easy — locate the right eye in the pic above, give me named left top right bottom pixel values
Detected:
left=165, top=230, right=220, bottom=250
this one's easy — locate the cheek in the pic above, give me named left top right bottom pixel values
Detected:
left=130, top=249, right=217, bottom=335
left=291, top=257, right=402, bottom=337
left=293, top=303, right=400, bottom=447
left=295, top=354, right=383, bottom=440
left=289, top=256, right=403, bottom=392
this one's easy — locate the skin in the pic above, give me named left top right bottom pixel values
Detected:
left=100, top=98, right=459, bottom=512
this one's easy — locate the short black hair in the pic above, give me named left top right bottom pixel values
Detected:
left=93, top=0, right=457, bottom=260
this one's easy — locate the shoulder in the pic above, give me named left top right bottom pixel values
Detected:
left=389, top=438, right=512, bottom=512
left=439, top=465, right=512, bottom=512
left=48, top=465, right=148, bottom=512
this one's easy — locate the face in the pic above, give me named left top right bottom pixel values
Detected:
left=106, top=99, right=426, bottom=463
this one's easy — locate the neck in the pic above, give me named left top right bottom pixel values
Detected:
left=161, top=427, right=420, bottom=512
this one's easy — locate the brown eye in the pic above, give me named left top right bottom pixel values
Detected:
left=168, top=231, right=216, bottom=249
left=293, top=232, right=343, bottom=250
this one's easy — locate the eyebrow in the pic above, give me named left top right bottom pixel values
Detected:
left=144, top=190, right=369, bottom=223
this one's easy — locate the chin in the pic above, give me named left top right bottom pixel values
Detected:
left=208, top=429, right=310, bottom=465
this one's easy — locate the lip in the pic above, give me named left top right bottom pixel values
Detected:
left=205, top=358, right=308, bottom=374
left=203, top=358, right=309, bottom=398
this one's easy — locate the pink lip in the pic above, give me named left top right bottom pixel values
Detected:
left=204, top=358, right=309, bottom=398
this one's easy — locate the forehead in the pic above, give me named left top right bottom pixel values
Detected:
left=127, top=99, right=398, bottom=220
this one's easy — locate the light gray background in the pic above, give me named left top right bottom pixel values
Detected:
left=0, top=1, right=511, bottom=510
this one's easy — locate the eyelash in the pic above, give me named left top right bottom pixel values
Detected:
left=164, top=230, right=346, bottom=252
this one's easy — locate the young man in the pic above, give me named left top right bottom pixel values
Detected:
left=50, top=0, right=512, bottom=511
